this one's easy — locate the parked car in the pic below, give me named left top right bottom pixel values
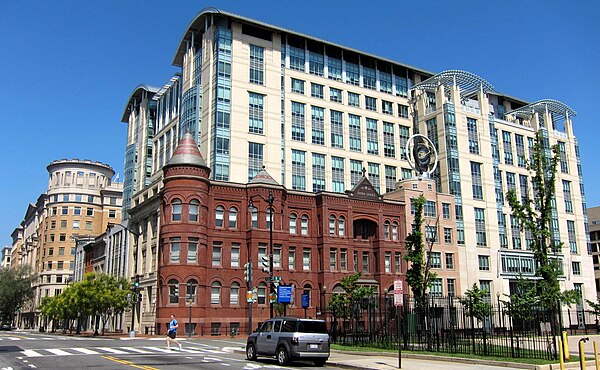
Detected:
left=246, top=317, right=329, bottom=366
left=0, top=324, right=12, bottom=331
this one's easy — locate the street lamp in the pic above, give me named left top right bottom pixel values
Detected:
left=248, top=190, right=275, bottom=319
left=186, top=282, right=195, bottom=337
left=107, top=222, right=140, bottom=336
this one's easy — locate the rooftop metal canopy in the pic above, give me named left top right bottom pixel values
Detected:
left=505, top=99, right=577, bottom=121
left=411, top=70, right=494, bottom=101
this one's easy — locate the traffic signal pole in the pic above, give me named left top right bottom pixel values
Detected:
left=244, top=261, right=253, bottom=334
left=131, top=274, right=139, bottom=335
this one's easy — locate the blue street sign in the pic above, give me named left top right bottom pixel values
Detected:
left=301, top=293, right=310, bottom=309
left=278, top=285, right=293, bottom=304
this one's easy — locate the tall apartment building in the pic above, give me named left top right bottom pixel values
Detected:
left=588, top=206, right=600, bottom=298
left=12, top=159, right=123, bottom=329
left=1, top=246, right=11, bottom=269
left=120, top=7, right=594, bottom=328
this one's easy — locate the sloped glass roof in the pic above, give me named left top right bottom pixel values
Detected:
left=411, top=69, right=494, bottom=101
left=506, top=99, right=576, bottom=121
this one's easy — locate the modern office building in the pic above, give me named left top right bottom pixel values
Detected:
left=11, top=159, right=123, bottom=329
left=119, top=7, right=593, bottom=331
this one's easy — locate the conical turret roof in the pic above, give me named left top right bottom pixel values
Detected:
left=165, top=132, right=207, bottom=168
left=249, top=166, right=279, bottom=186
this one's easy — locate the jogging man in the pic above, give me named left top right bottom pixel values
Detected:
left=166, top=314, right=182, bottom=350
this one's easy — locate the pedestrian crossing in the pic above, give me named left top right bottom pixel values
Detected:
left=0, top=335, right=92, bottom=341
left=19, top=345, right=230, bottom=358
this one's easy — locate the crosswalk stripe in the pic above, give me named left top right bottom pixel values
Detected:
left=96, top=347, right=128, bottom=354
left=143, top=346, right=174, bottom=353
left=179, top=348, right=203, bottom=354
left=46, top=349, right=72, bottom=356
left=7, top=337, right=21, bottom=341
left=21, top=350, right=43, bottom=357
left=121, top=347, right=152, bottom=354
left=71, top=348, right=100, bottom=355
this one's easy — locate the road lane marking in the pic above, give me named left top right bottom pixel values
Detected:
left=121, top=347, right=152, bottom=354
left=102, top=356, right=159, bottom=370
left=143, top=346, right=173, bottom=353
left=96, top=347, right=128, bottom=354
left=20, top=350, right=42, bottom=357
left=45, top=349, right=72, bottom=356
left=71, top=348, right=100, bottom=355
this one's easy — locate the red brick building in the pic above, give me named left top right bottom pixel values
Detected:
left=156, top=133, right=407, bottom=335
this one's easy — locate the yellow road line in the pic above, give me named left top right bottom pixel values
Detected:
left=101, top=355, right=159, bottom=370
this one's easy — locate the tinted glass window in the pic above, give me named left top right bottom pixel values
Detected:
left=298, top=320, right=327, bottom=333
left=273, top=320, right=282, bottom=332
left=281, top=320, right=297, bottom=333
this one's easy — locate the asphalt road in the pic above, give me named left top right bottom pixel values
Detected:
left=0, top=331, right=340, bottom=369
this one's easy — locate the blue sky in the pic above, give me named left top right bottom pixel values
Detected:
left=1, top=1, right=599, bottom=247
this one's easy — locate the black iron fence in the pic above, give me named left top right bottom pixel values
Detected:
left=320, top=294, right=567, bottom=360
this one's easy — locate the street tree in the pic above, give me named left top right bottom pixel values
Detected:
left=75, top=273, right=130, bottom=335
left=404, top=194, right=437, bottom=311
left=459, top=284, right=492, bottom=324
left=506, top=130, right=578, bottom=332
left=0, top=265, right=34, bottom=325
left=328, top=272, right=375, bottom=332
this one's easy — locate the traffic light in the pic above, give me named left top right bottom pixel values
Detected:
left=132, top=274, right=140, bottom=289
left=244, top=262, right=253, bottom=283
left=261, top=255, right=270, bottom=273
left=138, top=293, right=143, bottom=302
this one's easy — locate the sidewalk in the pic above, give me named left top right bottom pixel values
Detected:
left=327, top=351, right=538, bottom=370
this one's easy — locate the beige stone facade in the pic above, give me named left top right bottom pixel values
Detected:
left=11, top=159, right=122, bottom=329
left=117, top=8, right=594, bottom=328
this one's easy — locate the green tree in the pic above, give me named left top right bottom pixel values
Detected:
left=404, top=194, right=437, bottom=311
left=40, top=273, right=130, bottom=335
left=327, top=272, right=375, bottom=330
left=0, top=265, right=35, bottom=325
left=460, top=284, right=492, bottom=324
left=502, top=277, right=539, bottom=325
left=506, top=130, right=578, bottom=332
left=76, top=273, right=130, bottom=335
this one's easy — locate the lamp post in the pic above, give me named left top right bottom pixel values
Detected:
left=249, top=190, right=275, bottom=319
left=186, top=282, right=195, bottom=337
left=107, top=223, right=140, bottom=336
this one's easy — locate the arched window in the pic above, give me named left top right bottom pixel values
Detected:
left=289, top=213, right=297, bottom=234
left=170, top=238, right=181, bottom=263
left=303, top=284, right=312, bottom=307
left=329, top=215, right=336, bottom=235
left=211, top=281, right=221, bottom=305
left=229, top=207, right=238, bottom=228
left=186, top=279, right=197, bottom=303
left=338, top=216, right=346, bottom=236
left=215, top=206, right=224, bottom=227
left=189, top=200, right=199, bottom=222
left=301, top=215, right=309, bottom=235
left=384, top=221, right=390, bottom=240
left=172, top=199, right=182, bottom=221
left=168, top=279, right=179, bottom=304
left=230, top=282, right=240, bottom=306
left=392, top=222, right=399, bottom=241
left=250, top=208, right=258, bottom=228
left=257, top=282, right=267, bottom=305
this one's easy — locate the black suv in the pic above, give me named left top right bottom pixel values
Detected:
left=246, top=317, right=330, bottom=366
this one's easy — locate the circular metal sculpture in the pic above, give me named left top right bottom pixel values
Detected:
left=405, top=134, right=438, bottom=177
